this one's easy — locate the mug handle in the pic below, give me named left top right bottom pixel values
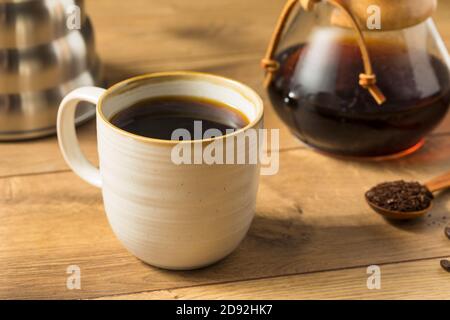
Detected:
left=57, top=87, right=106, bottom=188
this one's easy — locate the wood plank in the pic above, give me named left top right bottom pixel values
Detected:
left=0, top=121, right=98, bottom=179
left=2, top=0, right=450, bottom=179
left=85, top=0, right=285, bottom=66
left=2, top=0, right=450, bottom=300
left=98, top=258, right=450, bottom=300
left=2, top=135, right=450, bottom=299
left=84, top=0, right=450, bottom=66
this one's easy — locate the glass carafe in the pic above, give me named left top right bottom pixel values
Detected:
left=262, top=0, right=450, bottom=159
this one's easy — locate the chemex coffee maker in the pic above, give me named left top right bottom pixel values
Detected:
left=262, top=0, right=450, bottom=159
left=0, top=0, right=101, bottom=140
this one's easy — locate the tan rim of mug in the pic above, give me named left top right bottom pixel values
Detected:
left=97, top=71, right=264, bottom=145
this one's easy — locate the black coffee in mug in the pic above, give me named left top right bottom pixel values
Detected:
left=110, top=96, right=249, bottom=140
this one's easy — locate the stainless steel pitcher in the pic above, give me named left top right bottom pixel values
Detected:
left=0, top=0, right=102, bottom=140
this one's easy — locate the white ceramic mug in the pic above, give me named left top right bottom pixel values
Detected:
left=57, top=72, right=264, bottom=270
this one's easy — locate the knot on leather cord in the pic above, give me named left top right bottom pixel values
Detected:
left=359, top=73, right=376, bottom=88
left=359, top=73, right=386, bottom=105
left=261, top=58, right=280, bottom=73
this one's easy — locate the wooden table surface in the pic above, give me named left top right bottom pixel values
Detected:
left=1, top=0, right=450, bottom=300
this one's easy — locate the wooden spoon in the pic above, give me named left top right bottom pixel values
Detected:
left=366, top=171, right=450, bottom=220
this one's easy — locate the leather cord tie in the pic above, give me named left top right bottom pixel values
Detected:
left=359, top=73, right=385, bottom=105
left=261, top=58, right=280, bottom=73
left=262, top=0, right=386, bottom=105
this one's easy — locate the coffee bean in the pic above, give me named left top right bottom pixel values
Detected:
left=440, top=259, right=450, bottom=272
left=445, top=226, right=450, bottom=240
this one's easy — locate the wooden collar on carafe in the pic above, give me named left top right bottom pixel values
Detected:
left=262, top=0, right=438, bottom=105
left=332, top=0, right=437, bottom=31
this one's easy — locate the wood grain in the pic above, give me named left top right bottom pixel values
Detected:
left=2, top=137, right=450, bottom=299
left=1, top=0, right=450, bottom=300
left=1, top=0, right=450, bottom=178
left=99, top=258, right=450, bottom=300
left=85, top=0, right=285, bottom=67
left=84, top=0, right=450, bottom=67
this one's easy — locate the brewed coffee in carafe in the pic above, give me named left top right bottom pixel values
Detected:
left=263, top=0, right=450, bottom=158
